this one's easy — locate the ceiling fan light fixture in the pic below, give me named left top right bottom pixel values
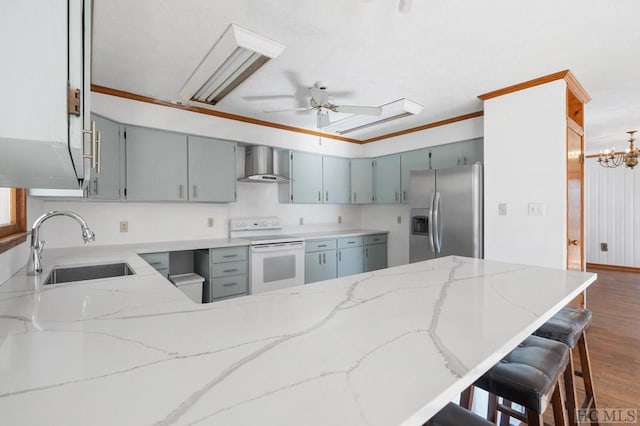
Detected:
left=180, top=24, right=285, bottom=106
left=323, top=98, right=423, bottom=135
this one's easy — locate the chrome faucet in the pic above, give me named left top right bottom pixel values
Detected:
left=27, top=211, right=95, bottom=276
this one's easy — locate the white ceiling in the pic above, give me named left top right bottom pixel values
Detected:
left=92, top=0, right=640, bottom=149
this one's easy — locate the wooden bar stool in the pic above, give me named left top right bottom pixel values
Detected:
left=534, top=306, right=598, bottom=425
left=425, top=402, right=495, bottom=426
left=462, top=335, right=570, bottom=425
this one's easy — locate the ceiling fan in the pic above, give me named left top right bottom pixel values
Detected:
left=263, top=81, right=382, bottom=129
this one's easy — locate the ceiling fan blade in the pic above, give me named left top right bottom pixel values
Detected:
left=263, top=107, right=311, bottom=113
left=334, top=105, right=383, bottom=116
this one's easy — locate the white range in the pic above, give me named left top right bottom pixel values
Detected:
left=230, top=217, right=305, bottom=294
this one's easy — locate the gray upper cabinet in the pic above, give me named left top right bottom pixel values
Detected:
left=430, top=142, right=461, bottom=169
left=350, top=158, right=373, bottom=204
left=188, top=136, right=236, bottom=202
left=460, top=138, right=483, bottom=165
left=87, top=115, right=122, bottom=200
left=125, top=126, right=188, bottom=201
left=374, top=154, right=401, bottom=204
left=400, top=149, right=429, bottom=203
left=278, top=151, right=323, bottom=203
left=322, top=156, right=351, bottom=204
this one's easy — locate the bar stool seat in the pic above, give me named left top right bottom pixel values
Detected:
left=534, top=306, right=598, bottom=426
left=469, top=335, right=570, bottom=425
left=534, top=306, right=592, bottom=348
left=425, top=402, right=494, bottom=426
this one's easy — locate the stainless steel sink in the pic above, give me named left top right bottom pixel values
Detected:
left=44, top=263, right=135, bottom=285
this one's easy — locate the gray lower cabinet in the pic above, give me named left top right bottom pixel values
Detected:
left=140, top=252, right=170, bottom=278
left=195, top=246, right=248, bottom=302
left=305, top=239, right=337, bottom=284
left=125, top=126, right=188, bottom=201
left=364, top=234, right=388, bottom=272
left=88, top=114, right=123, bottom=200
left=337, top=237, right=364, bottom=277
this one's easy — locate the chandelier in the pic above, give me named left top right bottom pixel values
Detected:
left=598, top=130, right=640, bottom=169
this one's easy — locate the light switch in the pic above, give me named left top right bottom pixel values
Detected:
left=498, top=203, right=507, bottom=216
left=528, top=202, right=544, bottom=216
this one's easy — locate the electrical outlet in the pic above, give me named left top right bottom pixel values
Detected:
left=299, top=217, right=304, bottom=225
left=528, top=202, right=544, bottom=216
left=120, top=221, right=128, bottom=233
left=600, top=242, right=608, bottom=252
left=397, top=215, right=402, bottom=224
left=338, top=216, right=342, bottom=224
left=207, top=218, right=214, bottom=228
left=498, top=203, right=507, bottom=216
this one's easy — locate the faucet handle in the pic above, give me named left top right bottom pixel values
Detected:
left=82, top=227, right=95, bottom=243
left=37, top=240, right=45, bottom=253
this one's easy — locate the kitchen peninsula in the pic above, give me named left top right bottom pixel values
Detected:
left=0, top=245, right=595, bottom=426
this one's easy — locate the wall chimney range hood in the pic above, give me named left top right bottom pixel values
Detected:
left=239, top=146, right=291, bottom=183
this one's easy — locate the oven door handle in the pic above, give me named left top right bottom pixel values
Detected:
left=251, top=241, right=305, bottom=253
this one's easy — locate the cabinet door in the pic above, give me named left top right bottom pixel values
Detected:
left=350, top=158, right=373, bottom=204
left=364, top=244, right=387, bottom=272
left=125, top=127, right=188, bottom=201
left=188, top=136, right=236, bottom=202
left=87, top=115, right=121, bottom=200
left=337, top=247, right=364, bottom=277
left=305, top=250, right=337, bottom=283
left=291, top=151, right=323, bottom=203
left=460, top=138, right=483, bottom=165
left=322, top=156, right=350, bottom=204
left=430, top=143, right=462, bottom=169
left=0, top=0, right=90, bottom=189
left=400, top=149, right=429, bottom=203
left=374, top=154, right=401, bottom=203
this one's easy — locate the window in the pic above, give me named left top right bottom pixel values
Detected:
left=0, top=188, right=27, bottom=254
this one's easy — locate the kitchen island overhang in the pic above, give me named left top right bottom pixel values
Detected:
left=0, top=249, right=596, bottom=426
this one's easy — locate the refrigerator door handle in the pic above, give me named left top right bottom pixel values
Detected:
left=433, top=191, right=443, bottom=253
left=427, top=193, right=436, bottom=254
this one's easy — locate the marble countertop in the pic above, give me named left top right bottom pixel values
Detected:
left=0, top=244, right=596, bottom=425
left=292, top=229, right=389, bottom=240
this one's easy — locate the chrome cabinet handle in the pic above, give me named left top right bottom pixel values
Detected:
left=96, top=131, right=102, bottom=174
left=325, top=191, right=328, bottom=202
left=353, top=192, right=357, bottom=203
left=93, top=177, right=98, bottom=195
left=82, top=120, right=98, bottom=169
left=338, top=251, right=342, bottom=261
left=322, top=253, right=326, bottom=264
left=179, top=184, right=184, bottom=199
left=365, top=248, right=368, bottom=257
left=223, top=268, right=238, bottom=273
left=347, top=241, right=355, bottom=244
left=223, top=254, right=237, bottom=258
left=317, top=244, right=327, bottom=248
left=223, top=282, right=237, bottom=287
left=403, top=190, right=407, bottom=202
left=395, top=192, right=399, bottom=201
left=318, top=191, right=321, bottom=202
left=193, top=185, right=198, bottom=199
left=318, top=253, right=322, bottom=264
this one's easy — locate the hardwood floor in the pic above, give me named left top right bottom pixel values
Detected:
left=583, top=267, right=640, bottom=410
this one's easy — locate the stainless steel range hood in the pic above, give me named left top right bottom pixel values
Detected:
left=239, top=146, right=291, bottom=183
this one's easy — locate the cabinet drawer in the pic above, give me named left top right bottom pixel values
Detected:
left=210, top=246, right=247, bottom=263
left=211, top=275, right=248, bottom=299
left=140, top=252, right=170, bottom=271
left=338, top=236, right=363, bottom=248
left=211, top=260, right=247, bottom=278
left=364, top=234, right=387, bottom=245
left=306, top=239, right=337, bottom=252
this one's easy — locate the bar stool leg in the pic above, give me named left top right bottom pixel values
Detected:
left=526, top=410, right=544, bottom=426
left=578, top=332, right=598, bottom=423
left=487, top=392, right=499, bottom=423
left=460, top=386, right=474, bottom=410
left=564, top=353, right=579, bottom=426
left=551, top=378, right=569, bottom=426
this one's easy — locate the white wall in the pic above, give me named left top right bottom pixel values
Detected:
left=483, top=80, right=568, bottom=269
left=0, top=197, right=44, bottom=283
left=585, top=159, right=640, bottom=267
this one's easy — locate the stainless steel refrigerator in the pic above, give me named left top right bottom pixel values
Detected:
left=409, top=163, right=483, bottom=262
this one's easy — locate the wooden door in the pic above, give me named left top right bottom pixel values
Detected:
left=567, top=121, right=584, bottom=271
